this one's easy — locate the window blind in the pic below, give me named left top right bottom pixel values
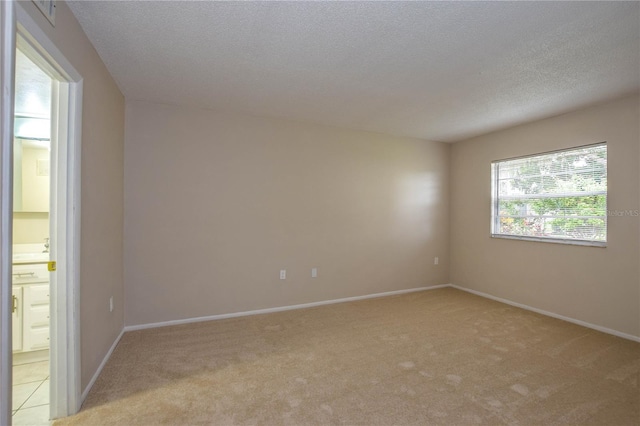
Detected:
left=491, top=143, right=607, bottom=245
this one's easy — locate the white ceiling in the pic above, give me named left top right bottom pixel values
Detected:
left=15, top=49, right=51, bottom=119
left=67, top=1, right=639, bottom=142
left=14, top=49, right=52, bottom=142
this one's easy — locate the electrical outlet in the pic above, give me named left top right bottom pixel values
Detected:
left=109, top=296, right=114, bottom=312
left=311, top=268, right=318, bottom=278
left=280, top=269, right=286, bottom=280
left=434, top=257, right=439, bottom=265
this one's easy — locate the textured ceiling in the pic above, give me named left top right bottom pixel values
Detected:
left=15, top=49, right=51, bottom=119
left=67, top=1, right=640, bottom=142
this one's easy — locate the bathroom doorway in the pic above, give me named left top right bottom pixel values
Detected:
left=1, top=4, right=83, bottom=423
left=11, top=45, right=53, bottom=425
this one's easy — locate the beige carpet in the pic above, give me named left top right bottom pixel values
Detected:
left=55, top=288, right=639, bottom=425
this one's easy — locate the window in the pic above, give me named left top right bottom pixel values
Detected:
left=491, top=143, right=607, bottom=246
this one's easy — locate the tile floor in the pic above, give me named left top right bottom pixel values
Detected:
left=12, top=360, right=50, bottom=426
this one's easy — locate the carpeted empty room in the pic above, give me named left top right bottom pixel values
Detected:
left=55, top=289, right=638, bottom=425
left=5, top=2, right=640, bottom=426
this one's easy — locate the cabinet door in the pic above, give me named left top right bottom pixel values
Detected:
left=12, top=286, right=23, bottom=352
left=23, top=283, right=50, bottom=351
left=27, top=327, right=50, bottom=351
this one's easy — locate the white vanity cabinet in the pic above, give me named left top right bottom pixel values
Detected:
left=22, top=284, right=50, bottom=350
left=12, top=262, right=50, bottom=353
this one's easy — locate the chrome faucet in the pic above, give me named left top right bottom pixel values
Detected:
left=43, top=237, right=50, bottom=253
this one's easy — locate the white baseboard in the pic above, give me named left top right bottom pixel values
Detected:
left=81, top=328, right=125, bottom=403
left=124, top=284, right=450, bottom=332
left=449, top=284, right=640, bottom=343
left=12, top=349, right=48, bottom=366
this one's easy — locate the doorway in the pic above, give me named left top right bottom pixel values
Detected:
left=11, top=45, right=53, bottom=425
left=1, top=3, right=83, bottom=424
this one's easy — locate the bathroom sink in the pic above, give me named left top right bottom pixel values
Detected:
left=13, top=252, right=49, bottom=263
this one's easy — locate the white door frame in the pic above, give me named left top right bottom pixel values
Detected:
left=0, top=1, right=17, bottom=424
left=1, top=1, right=83, bottom=421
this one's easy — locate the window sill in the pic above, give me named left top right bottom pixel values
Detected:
left=491, top=234, right=607, bottom=247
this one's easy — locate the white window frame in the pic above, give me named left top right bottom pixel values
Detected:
left=491, top=142, right=607, bottom=247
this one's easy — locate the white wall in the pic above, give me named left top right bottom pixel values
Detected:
left=124, top=101, right=450, bottom=326
left=13, top=213, right=48, bottom=244
left=451, top=94, right=640, bottom=338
